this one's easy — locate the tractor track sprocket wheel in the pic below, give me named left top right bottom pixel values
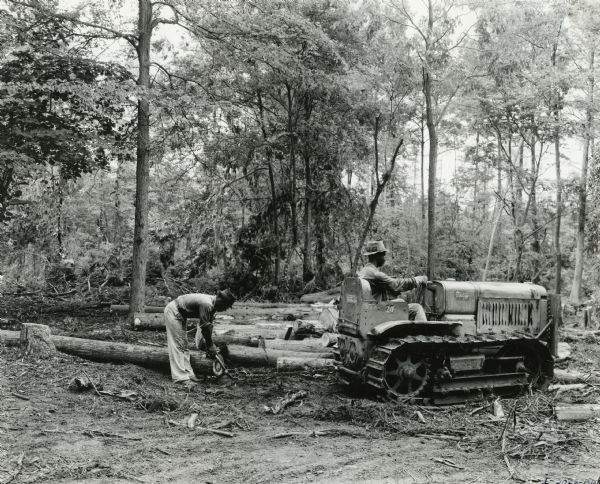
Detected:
left=383, top=349, right=430, bottom=399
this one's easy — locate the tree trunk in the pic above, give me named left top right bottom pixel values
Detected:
left=351, top=137, right=404, bottom=272
left=286, top=84, right=298, bottom=246
left=530, top=142, right=542, bottom=282
left=552, top=32, right=563, bottom=295
left=257, top=90, right=281, bottom=284
left=570, top=49, right=595, bottom=304
left=554, top=122, right=563, bottom=294
left=129, top=0, right=152, bottom=322
left=424, top=69, right=437, bottom=279
left=473, top=131, right=479, bottom=221
left=56, top=168, right=64, bottom=256
left=268, top=162, right=281, bottom=284
left=420, top=101, right=426, bottom=223
left=303, top=153, right=312, bottom=281
left=482, top=131, right=504, bottom=281
left=113, top=157, right=123, bottom=246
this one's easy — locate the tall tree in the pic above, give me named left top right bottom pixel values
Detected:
left=6, top=0, right=187, bottom=318
left=570, top=48, right=595, bottom=304
left=388, top=0, right=472, bottom=278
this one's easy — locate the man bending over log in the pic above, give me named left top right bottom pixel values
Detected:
left=164, top=289, right=235, bottom=387
left=357, top=240, right=428, bottom=321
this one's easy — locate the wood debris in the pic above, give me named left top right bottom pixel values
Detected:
left=166, top=419, right=235, bottom=437
left=264, top=390, right=307, bottom=414
left=547, top=383, right=587, bottom=396
left=493, top=399, right=505, bottom=418
left=431, top=457, right=464, bottom=469
left=83, top=430, right=142, bottom=441
left=187, top=413, right=198, bottom=429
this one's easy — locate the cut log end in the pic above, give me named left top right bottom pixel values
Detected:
left=20, top=323, right=56, bottom=358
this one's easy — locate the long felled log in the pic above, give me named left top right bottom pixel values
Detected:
left=115, top=303, right=315, bottom=321
left=276, top=357, right=336, bottom=371
left=52, top=335, right=213, bottom=374
left=3, top=329, right=334, bottom=370
left=0, top=329, right=213, bottom=374
left=260, top=338, right=332, bottom=353
left=133, top=313, right=287, bottom=339
left=226, top=345, right=334, bottom=366
left=554, top=368, right=600, bottom=383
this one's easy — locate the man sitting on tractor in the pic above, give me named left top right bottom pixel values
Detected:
left=357, top=240, right=428, bottom=321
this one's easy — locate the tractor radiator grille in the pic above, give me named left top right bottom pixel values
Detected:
left=477, top=297, right=545, bottom=333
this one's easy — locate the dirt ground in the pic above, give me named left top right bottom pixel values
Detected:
left=1, top=296, right=599, bottom=483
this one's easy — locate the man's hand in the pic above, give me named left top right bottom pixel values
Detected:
left=415, top=275, right=428, bottom=287
left=206, top=344, right=218, bottom=359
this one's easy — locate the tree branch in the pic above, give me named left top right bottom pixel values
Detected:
left=7, top=0, right=138, bottom=48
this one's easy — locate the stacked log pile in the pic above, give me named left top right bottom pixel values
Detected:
left=1, top=300, right=341, bottom=372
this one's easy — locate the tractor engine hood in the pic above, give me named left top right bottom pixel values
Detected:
left=424, top=281, right=548, bottom=317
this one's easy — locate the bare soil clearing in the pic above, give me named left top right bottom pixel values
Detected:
left=1, top=296, right=599, bottom=483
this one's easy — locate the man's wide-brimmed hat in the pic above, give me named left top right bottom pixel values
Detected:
left=363, top=240, right=387, bottom=256
left=217, top=288, right=236, bottom=306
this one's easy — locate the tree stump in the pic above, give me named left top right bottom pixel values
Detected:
left=20, top=323, right=56, bottom=358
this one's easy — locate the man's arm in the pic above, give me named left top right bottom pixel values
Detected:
left=197, top=300, right=217, bottom=357
left=368, top=267, right=418, bottom=294
left=200, top=323, right=217, bottom=358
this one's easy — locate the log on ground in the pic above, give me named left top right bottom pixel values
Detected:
left=292, top=319, right=328, bottom=337
left=276, top=357, right=336, bottom=371
left=0, top=329, right=20, bottom=347
left=555, top=404, right=600, bottom=421
left=115, top=303, right=316, bottom=319
left=226, top=345, right=334, bottom=366
left=52, top=335, right=214, bottom=375
left=554, top=368, right=600, bottom=383
left=0, top=330, right=213, bottom=375
left=260, top=338, right=332, bottom=353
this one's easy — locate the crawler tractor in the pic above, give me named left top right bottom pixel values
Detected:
left=336, top=278, right=560, bottom=404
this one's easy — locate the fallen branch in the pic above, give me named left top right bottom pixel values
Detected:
left=265, top=390, right=307, bottom=415
left=166, top=419, right=235, bottom=437
left=432, top=457, right=464, bottom=470
left=271, top=429, right=359, bottom=439
left=196, top=427, right=235, bottom=438
left=469, top=402, right=492, bottom=416
left=414, top=433, right=462, bottom=442
left=10, top=393, right=29, bottom=401
left=500, top=407, right=525, bottom=482
left=83, top=430, right=142, bottom=441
